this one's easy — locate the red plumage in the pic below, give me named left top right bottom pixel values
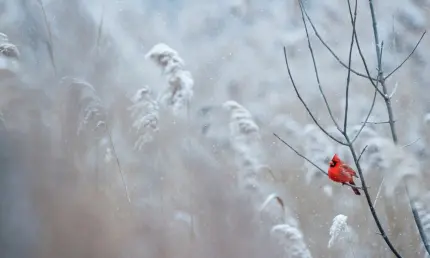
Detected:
left=328, top=154, right=361, bottom=195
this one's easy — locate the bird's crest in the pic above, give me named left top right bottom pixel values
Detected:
left=331, top=154, right=341, bottom=162
left=329, top=154, right=341, bottom=167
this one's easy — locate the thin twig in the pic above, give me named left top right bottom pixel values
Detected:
left=380, top=81, right=398, bottom=141
left=98, top=121, right=131, bottom=203
left=368, top=1, right=382, bottom=77
left=282, top=47, right=346, bottom=145
left=95, top=4, right=106, bottom=54
left=273, top=133, right=328, bottom=176
left=361, top=120, right=395, bottom=125
left=357, top=145, right=368, bottom=163
left=36, top=0, right=57, bottom=76
left=350, top=16, right=382, bottom=94
left=372, top=177, right=384, bottom=207
left=405, top=185, right=430, bottom=256
left=389, top=82, right=398, bottom=99
left=350, top=40, right=383, bottom=144
left=351, top=89, right=377, bottom=143
left=401, top=137, right=421, bottom=148
left=349, top=39, right=383, bottom=144
left=384, top=31, right=426, bottom=80
left=301, top=0, right=385, bottom=97
left=343, top=0, right=358, bottom=133
left=298, top=1, right=342, bottom=132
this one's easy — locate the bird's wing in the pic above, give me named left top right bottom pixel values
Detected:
left=340, top=164, right=358, bottom=178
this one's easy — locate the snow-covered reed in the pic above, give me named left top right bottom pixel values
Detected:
left=145, top=43, right=194, bottom=117
left=127, top=86, right=159, bottom=150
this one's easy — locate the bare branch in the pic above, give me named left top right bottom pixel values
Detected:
left=357, top=145, right=368, bottom=163
left=350, top=29, right=384, bottom=96
left=347, top=13, right=383, bottom=144
left=362, top=120, right=396, bottom=125
left=273, top=133, right=328, bottom=176
left=348, top=7, right=385, bottom=97
left=401, top=138, right=421, bottom=148
left=282, top=47, right=347, bottom=145
left=98, top=121, right=131, bottom=203
left=380, top=73, right=398, bottom=144
left=373, top=177, right=384, bottom=207
left=333, top=0, right=387, bottom=107
left=351, top=87, right=377, bottom=143
left=371, top=229, right=382, bottom=236
left=368, top=1, right=383, bottom=76
left=389, top=82, right=398, bottom=99
left=36, top=0, right=57, bottom=76
left=405, top=185, right=430, bottom=256
left=301, top=0, right=386, bottom=99
left=300, top=4, right=377, bottom=81
left=343, top=0, right=358, bottom=133
left=95, top=4, right=106, bottom=53
left=384, top=31, right=427, bottom=80
left=298, top=1, right=342, bottom=132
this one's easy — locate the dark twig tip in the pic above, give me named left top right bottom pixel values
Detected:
left=273, top=133, right=329, bottom=177
left=384, top=31, right=427, bottom=80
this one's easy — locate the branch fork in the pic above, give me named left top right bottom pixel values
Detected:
left=273, top=1, right=427, bottom=257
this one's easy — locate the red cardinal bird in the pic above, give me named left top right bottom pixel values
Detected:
left=328, top=154, right=361, bottom=195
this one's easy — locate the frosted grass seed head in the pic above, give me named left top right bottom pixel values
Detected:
left=0, top=43, right=20, bottom=59
left=328, top=214, right=351, bottom=248
left=0, top=32, right=9, bottom=43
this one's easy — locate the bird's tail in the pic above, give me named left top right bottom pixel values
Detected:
left=349, top=180, right=361, bottom=195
